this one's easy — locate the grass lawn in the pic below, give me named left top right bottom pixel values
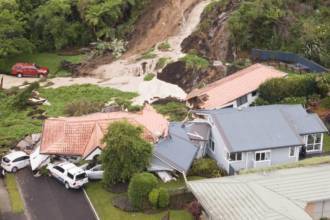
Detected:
left=0, top=53, right=84, bottom=77
left=85, top=182, right=193, bottom=220
left=5, top=174, right=24, bottom=213
left=323, top=134, right=330, bottom=152
left=39, top=84, right=137, bottom=117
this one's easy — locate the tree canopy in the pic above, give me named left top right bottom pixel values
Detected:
left=101, top=120, right=153, bottom=185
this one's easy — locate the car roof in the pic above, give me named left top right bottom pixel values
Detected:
left=14, top=63, right=35, bottom=67
left=58, top=162, right=84, bottom=174
left=5, top=151, right=28, bottom=160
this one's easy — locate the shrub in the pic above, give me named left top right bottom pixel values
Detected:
left=153, top=101, right=188, bottom=121
left=321, top=97, right=330, bottom=109
left=158, top=187, right=170, bottom=208
left=148, top=188, right=160, bottom=208
left=139, top=48, right=157, bottom=60
left=128, top=172, right=158, bottom=209
left=179, top=54, right=209, bottom=72
left=64, top=100, right=104, bottom=116
left=144, top=73, right=155, bottom=81
left=189, top=158, right=225, bottom=178
left=187, top=201, right=202, bottom=219
left=157, top=41, right=171, bottom=51
left=280, top=97, right=307, bottom=106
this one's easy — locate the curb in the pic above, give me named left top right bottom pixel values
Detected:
left=83, top=189, right=100, bottom=220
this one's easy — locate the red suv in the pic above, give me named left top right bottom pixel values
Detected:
left=11, top=63, right=49, bottom=78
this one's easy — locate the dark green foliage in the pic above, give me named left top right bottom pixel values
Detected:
left=153, top=101, right=188, bottom=121
left=258, top=76, right=318, bottom=104
left=157, top=187, right=169, bottom=208
left=64, top=100, right=104, bottom=116
left=189, top=158, right=225, bottom=178
left=12, top=82, right=39, bottom=109
left=320, top=97, right=330, bottom=109
left=101, top=121, right=153, bottom=185
left=128, top=172, right=158, bottom=209
left=280, top=97, right=307, bottom=105
left=228, top=0, right=330, bottom=67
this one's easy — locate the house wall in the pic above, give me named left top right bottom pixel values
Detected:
left=221, top=92, right=258, bottom=109
left=84, top=148, right=102, bottom=161
left=228, top=146, right=300, bottom=173
left=205, top=115, right=230, bottom=172
left=305, top=199, right=330, bottom=219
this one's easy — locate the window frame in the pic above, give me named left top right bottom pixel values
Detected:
left=227, top=152, right=243, bottom=161
left=255, top=150, right=271, bottom=162
left=306, top=133, right=322, bottom=152
left=236, top=94, right=248, bottom=106
left=288, top=146, right=295, bottom=157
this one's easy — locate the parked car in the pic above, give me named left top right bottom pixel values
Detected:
left=47, top=162, right=88, bottom=189
left=1, top=151, right=30, bottom=172
left=85, top=164, right=103, bottom=180
left=11, top=63, right=49, bottom=78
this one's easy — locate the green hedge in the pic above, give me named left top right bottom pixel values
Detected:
left=188, top=158, right=226, bottom=178
left=128, top=172, right=158, bottom=210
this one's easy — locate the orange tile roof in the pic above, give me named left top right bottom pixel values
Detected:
left=40, top=105, right=168, bottom=157
left=186, top=64, right=287, bottom=109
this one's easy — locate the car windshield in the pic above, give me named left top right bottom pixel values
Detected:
left=2, top=157, right=10, bottom=163
left=75, top=173, right=86, bottom=181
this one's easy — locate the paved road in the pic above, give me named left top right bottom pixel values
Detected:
left=16, top=169, right=97, bottom=220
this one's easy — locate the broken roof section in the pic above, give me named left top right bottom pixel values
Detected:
left=186, top=63, right=287, bottom=109
left=152, top=122, right=199, bottom=173
left=188, top=164, right=330, bottom=220
left=40, top=105, right=168, bottom=158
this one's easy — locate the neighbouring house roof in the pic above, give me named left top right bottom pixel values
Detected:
left=194, top=105, right=328, bottom=152
left=188, top=164, right=330, bottom=220
left=152, top=122, right=199, bottom=173
left=40, top=105, right=168, bottom=157
left=186, top=63, right=287, bottom=109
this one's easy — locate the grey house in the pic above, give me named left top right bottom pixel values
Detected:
left=193, top=105, right=328, bottom=174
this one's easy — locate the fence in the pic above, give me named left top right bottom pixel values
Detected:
left=251, top=49, right=329, bottom=73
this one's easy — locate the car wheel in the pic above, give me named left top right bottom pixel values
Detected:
left=65, top=182, right=70, bottom=190
left=12, top=167, right=18, bottom=173
left=17, top=73, right=22, bottom=78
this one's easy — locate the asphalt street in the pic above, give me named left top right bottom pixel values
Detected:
left=16, top=169, right=97, bottom=220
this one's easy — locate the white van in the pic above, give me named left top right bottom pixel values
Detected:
left=47, top=162, right=88, bottom=189
left=1, top=151, right=30, bottom=172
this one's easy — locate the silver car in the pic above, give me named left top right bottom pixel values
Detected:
left=85, top=164, right=103, bottom=180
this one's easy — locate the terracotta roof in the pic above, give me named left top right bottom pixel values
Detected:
left=40, top=105, right=168, bottom=157
left=186, top=64, right=287, bottom=109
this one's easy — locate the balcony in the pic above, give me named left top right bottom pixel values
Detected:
left=253, top=160, right=271, bottom=168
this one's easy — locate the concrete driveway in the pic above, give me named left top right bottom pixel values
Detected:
left=16, top=169, right=97, bottom=220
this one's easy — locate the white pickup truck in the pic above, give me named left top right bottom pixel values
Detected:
left=47, top=162, right=88, bottom=189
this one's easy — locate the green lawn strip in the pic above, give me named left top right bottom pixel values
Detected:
left=85, top=182, right=193, bottom=220
left=5, top=174, right=24, bottom=213
left=39, top=84, right=137, bottom=117
left=323, top=134, right=330, bottom=152
left=0, top=53, right=84, bottom=76
left=240, top=155, right=330, bottom=174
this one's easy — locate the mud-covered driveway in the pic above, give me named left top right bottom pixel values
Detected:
left=16, top=169, right=97, bottom=220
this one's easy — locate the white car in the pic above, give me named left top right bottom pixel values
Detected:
left=47, top=162, right=88, bottom=189
left=1, top=151, right=30, bottom=172
left=85, top=164, right=104, bottom=180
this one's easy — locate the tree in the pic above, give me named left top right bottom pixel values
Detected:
left=101, top=120, right=153, bottom=185
left=0, top=1, right=33, bottom=58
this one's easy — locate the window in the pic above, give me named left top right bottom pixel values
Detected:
left=237, top=95, right=248, bottom=106
left=289, top=147, right=295, bottom=157
left=67, top=173, right=74, bottom=179
left=255, top=151, right=270, bottom=161
left=54, top=166, right=65, bottom=173
left=306, top=134, right=322, bottom=152
left=209, top=139, right=215, bottom=152
left=227, top=152, right=242, bottom=161
left=75, top=173, right=86, bottom=181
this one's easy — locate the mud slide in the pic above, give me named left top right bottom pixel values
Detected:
left=91, top=0, right=211, bottom=104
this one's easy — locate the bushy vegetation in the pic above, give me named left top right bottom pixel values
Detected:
left=228, top=0, right=330, bottom=67
left=153, top=101, right=188, bottom=121
left=148, top=187, right=170, bottom=209
left=157, top=41, right=171, bottom=51
left=39, top=84, right=137, bottom=117
left=64, top=100, right=104, bottom=116
left=188, top=158, right=226, bottom=178
left=139, top=48, right=157, bottom=60
left=180, top=54, right=209, bottom=72
left=101, top=122, right=153, bottom=185
left=156, top=57, right=171, bottom=70
left=143, top=73, right=155, bottom=81
left=256, top=74, right=330, bottom=105
left=128, top=172, right=158, bottom=210
left=0, top=0, right=149, bottom=58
